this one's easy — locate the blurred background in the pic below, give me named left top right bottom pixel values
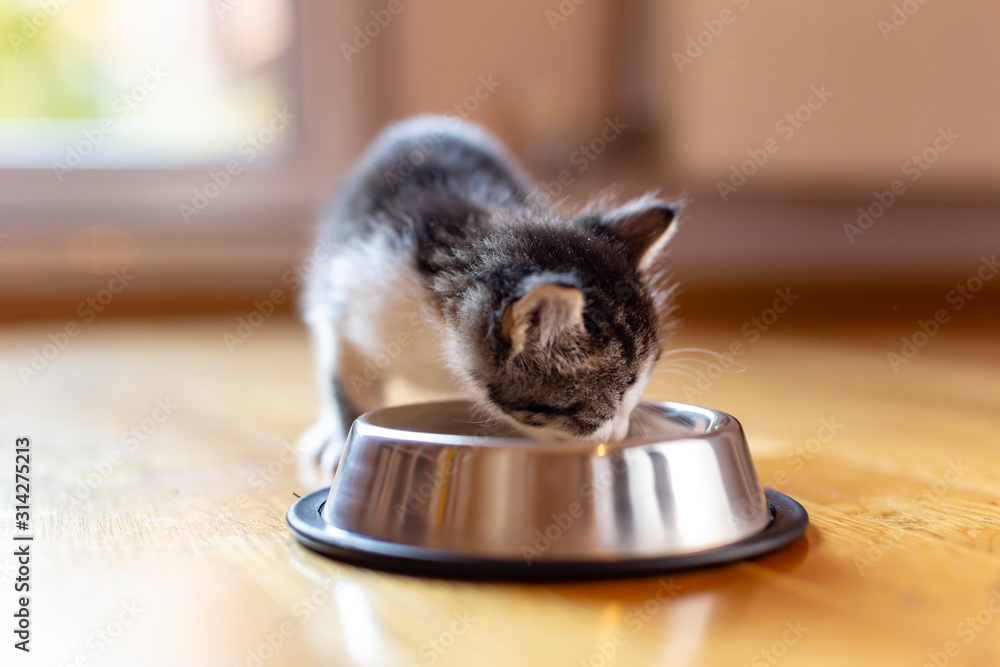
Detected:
left=1, top=0, right=997, bottom=318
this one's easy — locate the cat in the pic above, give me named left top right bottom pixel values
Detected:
left=299, top=115, right=682, bottom=471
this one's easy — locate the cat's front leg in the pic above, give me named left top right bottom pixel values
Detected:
left=299, top=318, right=385, bottom=475
left=297, top=377, right=356, bottom=474
left=298, top=314, right=344, bottom=480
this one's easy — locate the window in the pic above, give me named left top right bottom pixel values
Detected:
left=1, top=0, right=296, bottom=169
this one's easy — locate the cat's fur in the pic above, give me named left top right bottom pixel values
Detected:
left=300, top=115, right=681, bottom=470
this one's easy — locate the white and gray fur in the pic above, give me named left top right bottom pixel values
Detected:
left=300, top=116, right=681, bottom=470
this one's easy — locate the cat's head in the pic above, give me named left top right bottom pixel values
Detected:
left=452, top=197, right=681, bottom=442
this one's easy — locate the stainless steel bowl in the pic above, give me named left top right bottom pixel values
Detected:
left=287, top=400, right=807, bottom=579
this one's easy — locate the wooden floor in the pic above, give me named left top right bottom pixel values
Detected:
left=3, top=294, right=1000, bottom=667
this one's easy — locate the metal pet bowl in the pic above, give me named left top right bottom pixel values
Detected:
left=287, top=400, right=807, bottom=580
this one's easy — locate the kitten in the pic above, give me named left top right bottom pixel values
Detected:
left=300, top=115, right=681, bottom=471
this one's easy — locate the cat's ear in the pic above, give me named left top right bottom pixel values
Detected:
left=501, top=283, right=584, bottom=356
left=592, top=198, right=680, bottom=270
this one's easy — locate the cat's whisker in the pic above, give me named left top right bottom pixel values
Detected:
left=653, top=360, right=702, bottom=374
left=657, top=359, right=702, bottom=369
left=656, top=356, right=752, bottom=373
left=468, top=404, right=503, bottom=430
left=665, top=357, right=750, bottom=373
left=654, top=362, right=749, bottom=381
left=656, top=357, right=724, bottom=368
left=660, top=346, right=729, bottom=357
left=474, top=412, right=500, bottom=427
left=627, top=409, right=647, bottom=438
left=659, top=349, right=753, bottom=370
left=653, top=368, right=698, bottom=380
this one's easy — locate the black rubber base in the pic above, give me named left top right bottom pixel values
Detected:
left=286, top=488, right=808, bottom=581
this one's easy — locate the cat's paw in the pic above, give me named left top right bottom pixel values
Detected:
left=297, top=419, right=347, bottom=483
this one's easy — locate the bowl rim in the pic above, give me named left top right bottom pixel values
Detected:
left=351, top=399, right=737, bottom=452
